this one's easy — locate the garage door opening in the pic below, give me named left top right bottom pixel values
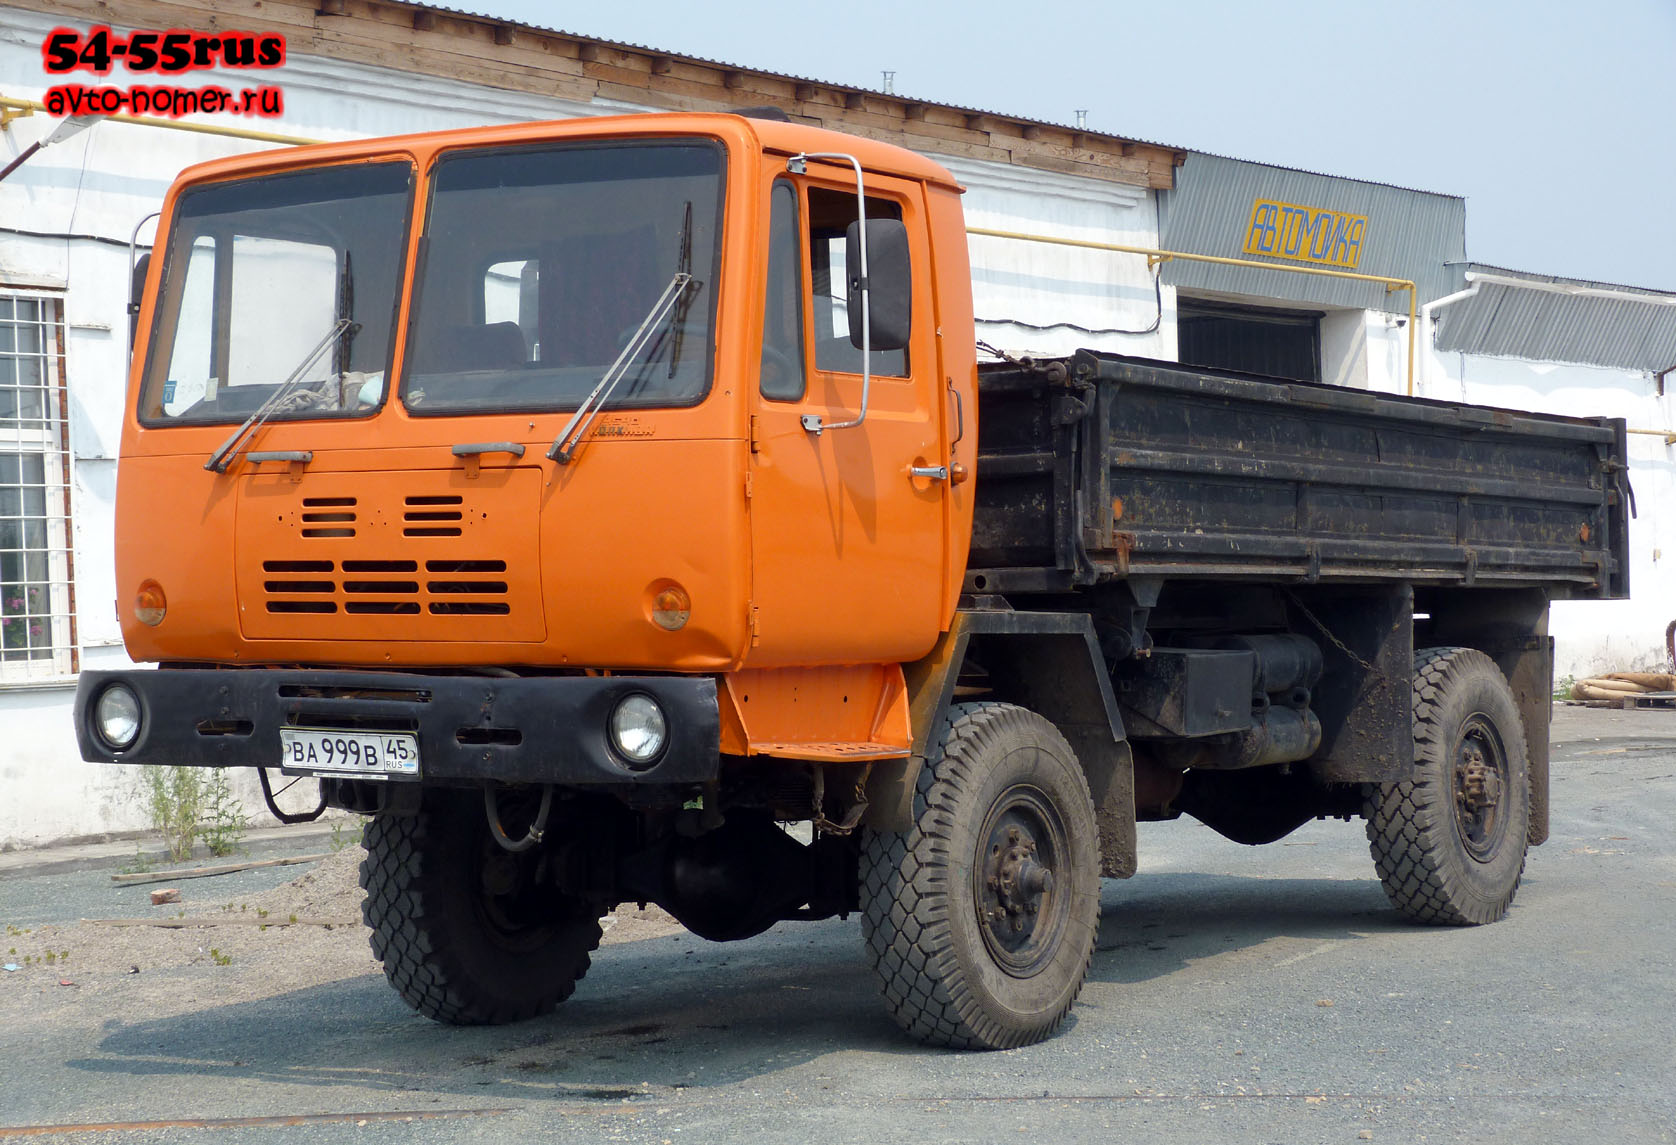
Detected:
left=1178, top=299, right=1322, bottom=382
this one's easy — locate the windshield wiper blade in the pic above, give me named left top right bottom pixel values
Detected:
left=667, top=201, right=693, bottom=380
left=204, top=317, right=358, bottom=474
left=333, top=250, right=356, bottom=383
left=547, top=271, right=692, bottom=465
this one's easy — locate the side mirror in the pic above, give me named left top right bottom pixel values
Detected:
left=846, top=218, right=911, bottom=352
left=128, top=251, right=151, bottom=354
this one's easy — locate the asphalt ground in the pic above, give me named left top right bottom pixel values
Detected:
left=0, top=825, right=348, bottom=928
left=1, top=703, right=1672, bottom=1144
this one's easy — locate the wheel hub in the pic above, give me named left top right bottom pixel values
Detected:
left=987, top=829, right=1056, bottom=925
left=1452, top=716, right=1510, bottom=863
left=975, top=789, right=1069, bottom=975
left=1458, top=749, right=1501, bottom=814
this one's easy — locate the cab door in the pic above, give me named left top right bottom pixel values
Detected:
left=746, top=167, right=949, bottom=667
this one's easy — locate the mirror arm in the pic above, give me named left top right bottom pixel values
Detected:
left=786, top=151, right=870, bottom=436
left=127, top=210, right=161, bottom=361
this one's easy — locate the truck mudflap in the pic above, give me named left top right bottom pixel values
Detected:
left=73, top=668, right=720, bottom=786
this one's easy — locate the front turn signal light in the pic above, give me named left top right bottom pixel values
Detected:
left=134, top=580, right=167, bottom=627
left=650, top=583, right=691, bottom=631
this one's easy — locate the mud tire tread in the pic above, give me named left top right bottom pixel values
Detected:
left=1365, top=646, right=1530, bottom=926
left=360, top=798, right=601, bottom=1025
left=859, top=702, right=1100, bottom=1050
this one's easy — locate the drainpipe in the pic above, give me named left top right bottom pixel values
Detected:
left=1464, top=270, right=1676, bottom=309
left=1417, top=282, right=1481, bottom=396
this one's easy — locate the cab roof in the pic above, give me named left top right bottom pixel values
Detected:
left=167, top=112, right=963, bottom=194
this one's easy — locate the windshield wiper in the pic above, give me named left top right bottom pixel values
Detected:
left=546, top=272, right=691, bottom=465
left=204, top=317, right=359, bottom=473
left=333, top=250, right=356, bottom=390
left=667, top=201, right=693, bottom=380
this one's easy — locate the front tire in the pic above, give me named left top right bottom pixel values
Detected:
left=1366, top=647, right=1531, bottom=925
left=360, top=791, right=603, bottom=1024
left=860, top=703, right=1100, bottom=1049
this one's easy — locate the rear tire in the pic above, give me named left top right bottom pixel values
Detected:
left=859, top=702, right=1100, bottom=1049
left=360, top=791, right=602, bottom=1024
left=1366, top=647, right=1530, bottom=925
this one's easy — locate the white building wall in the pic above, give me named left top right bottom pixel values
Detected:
left=1418, top=343, right=1675, bottom=677
left=940, top=157, right=1176, bottom=362
left=1318, top=308, right=1372, bottom=390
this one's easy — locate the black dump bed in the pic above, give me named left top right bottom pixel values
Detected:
left=969, top=350, right=1630, bottom=599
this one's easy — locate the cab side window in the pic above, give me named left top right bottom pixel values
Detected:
left=807, top=187, right=907, bottom=378
left=759, top=181, right=807, bottom=401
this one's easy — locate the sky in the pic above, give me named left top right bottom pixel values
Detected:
left=468, top=0, right=1676, bottom=292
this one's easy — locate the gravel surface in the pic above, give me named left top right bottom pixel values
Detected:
left=0, top=845, right=686, bottom=1025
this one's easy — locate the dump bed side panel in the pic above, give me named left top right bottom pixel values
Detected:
left=971, top=351, right=1629, bottom=599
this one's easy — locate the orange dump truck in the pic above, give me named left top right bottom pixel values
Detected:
left=76, top=112, right=1629, bottom=1049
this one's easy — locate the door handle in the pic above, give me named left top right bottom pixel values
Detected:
left=452, top=441, right=526, bottom=478
left=451, top=442, right=526, bottom=459
left=910, top=465, right=949, bottom=481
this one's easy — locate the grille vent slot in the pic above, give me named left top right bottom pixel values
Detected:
left=344, top=580, right=419, bottom=594
left=429, top=601, right=511, bottom=615
left=265, top=580, right=334, bottom=593
left=404, top=494, right=464, bottom=537
left=427, top=560, right=506, bottom=573
left=259, top=555, right=511, bottom=616
left=302, top=496, right=357, bottom=538
left=424, top=557, right=510, bottom=614
left=346, top=601, right=422, bottom=615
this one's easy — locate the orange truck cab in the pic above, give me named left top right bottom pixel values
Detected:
left=75, top=111, right=1627, bottom=1050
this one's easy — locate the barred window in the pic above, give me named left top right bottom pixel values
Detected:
left=1, top=292, right=76, bottom=682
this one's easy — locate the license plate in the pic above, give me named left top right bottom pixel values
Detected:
left=279, top=727, right=420, bottom=778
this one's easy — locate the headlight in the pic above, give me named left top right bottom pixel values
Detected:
left=94, top=683, right=142, bottom=751
left=609, top=694, right=667, bottom=767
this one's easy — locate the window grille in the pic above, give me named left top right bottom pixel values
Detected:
left=0, top=290, right=77, bottom=682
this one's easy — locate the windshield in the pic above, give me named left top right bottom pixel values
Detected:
left=139, top=162, right=414, bottom=425
left=401, top=140, right=724, bottom=416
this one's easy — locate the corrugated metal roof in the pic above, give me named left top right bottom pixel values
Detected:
left=1173, top=150, right=1460, bottom=201
left=1157, top=152, right=1467, bottom=311
left=1434, top=264, right=1676, bottom=374
left=413, top=5, right=1483, bottom=202
left=380, top=0, right=1181, bottom=150
left=356, top=4, right=1492, bottom=204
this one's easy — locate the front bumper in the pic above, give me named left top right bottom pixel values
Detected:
left=73, top=668, right=720, bottom=786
